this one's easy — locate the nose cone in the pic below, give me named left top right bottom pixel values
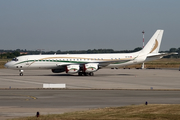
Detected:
left=4, top=62, right=9, bottom=68
left=4, top=62, right=12, bottom=69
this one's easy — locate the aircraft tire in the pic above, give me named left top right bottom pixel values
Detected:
left=89, top=72, right=94, bottom=76
left=19, top=73, right=23, bottom=76
left=84, top=72, right=88, bottom=76
left=78, top=72, right=82, bottom=76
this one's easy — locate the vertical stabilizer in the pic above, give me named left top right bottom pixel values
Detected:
left=140, top=30, right=164, bottom=55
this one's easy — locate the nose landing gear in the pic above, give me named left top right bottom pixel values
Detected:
left=19, top=70, right=24, bottom=76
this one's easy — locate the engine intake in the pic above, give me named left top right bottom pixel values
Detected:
left=66, top=64, right=80, bottom=74
left=83, top=63, right=99, bottom=72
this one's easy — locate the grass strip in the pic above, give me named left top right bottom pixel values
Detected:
left=10, top=104, right=180, bottom=120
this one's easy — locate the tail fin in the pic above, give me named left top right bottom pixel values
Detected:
left=140, top=30, right=164, bottom=55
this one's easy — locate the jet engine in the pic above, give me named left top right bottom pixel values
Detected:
left=83, top=63, right=99, bottom=72
left=66, top=64, right=80, bottom=74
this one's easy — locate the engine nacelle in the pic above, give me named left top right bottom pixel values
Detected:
left=51, top=69, right=64, bottom=73
left=83, top=63, right=99, bottom=72
left=66, top=64, right=80, bottom=74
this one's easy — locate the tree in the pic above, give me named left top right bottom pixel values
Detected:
left=169, top=48, right=177, bottom=53
left=133, top=47, right=142, bottom=52
left=13, top=51, right=20, bottom=56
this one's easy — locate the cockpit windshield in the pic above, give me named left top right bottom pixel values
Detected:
left=12, top=58, right=18, bottom=61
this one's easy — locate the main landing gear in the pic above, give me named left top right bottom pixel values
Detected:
left=78, top=72, right=94, bottom=76
left=19, top=70, right=24, bottom=76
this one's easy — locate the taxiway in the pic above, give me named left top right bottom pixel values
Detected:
left=0, top=68, right=180, bottom=120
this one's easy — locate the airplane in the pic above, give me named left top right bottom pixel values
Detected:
left=5, top=30, right=170, bottom=76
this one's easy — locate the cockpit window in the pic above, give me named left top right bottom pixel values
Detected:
left=12, top=58, right=18, bottom=61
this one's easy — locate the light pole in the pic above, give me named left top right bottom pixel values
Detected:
left=142, top=31, right=145, bottom=69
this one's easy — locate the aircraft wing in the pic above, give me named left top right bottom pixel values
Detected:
left=147, top=52, right=178, bottom=58
left=145, top=52, right=178, bottom=62
left=56, top=59, right=132, bottom=67
left=100, top=59, right=131, bottom=64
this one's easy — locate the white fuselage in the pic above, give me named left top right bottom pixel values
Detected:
left=5, top=52, right=142, bottom=70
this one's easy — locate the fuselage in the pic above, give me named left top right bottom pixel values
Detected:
left=5, top=52, right=141, bottom=70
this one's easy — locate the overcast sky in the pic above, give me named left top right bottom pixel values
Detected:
left=0, top=0, right=179, bottom=51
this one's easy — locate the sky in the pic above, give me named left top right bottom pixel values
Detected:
left=0, top=0, right=180, bottom=51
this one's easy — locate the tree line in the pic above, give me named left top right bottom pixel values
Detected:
left=0, top=47, right=179, bottom=59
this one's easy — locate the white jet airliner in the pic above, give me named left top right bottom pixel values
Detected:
left=5, top=30, right=168, bottom=76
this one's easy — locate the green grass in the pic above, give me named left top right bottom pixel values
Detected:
left=9, top=104, right=180, bottom=120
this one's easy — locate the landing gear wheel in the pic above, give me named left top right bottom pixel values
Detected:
left=19, top=70, right=24, bottom=76
left=78, top=72, right=82, bottom=76
left=89, top=72, right=94, bottom=76
left=19, top=72, right=23, bottom=76
left=84, top=72, right=88, bottom=76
